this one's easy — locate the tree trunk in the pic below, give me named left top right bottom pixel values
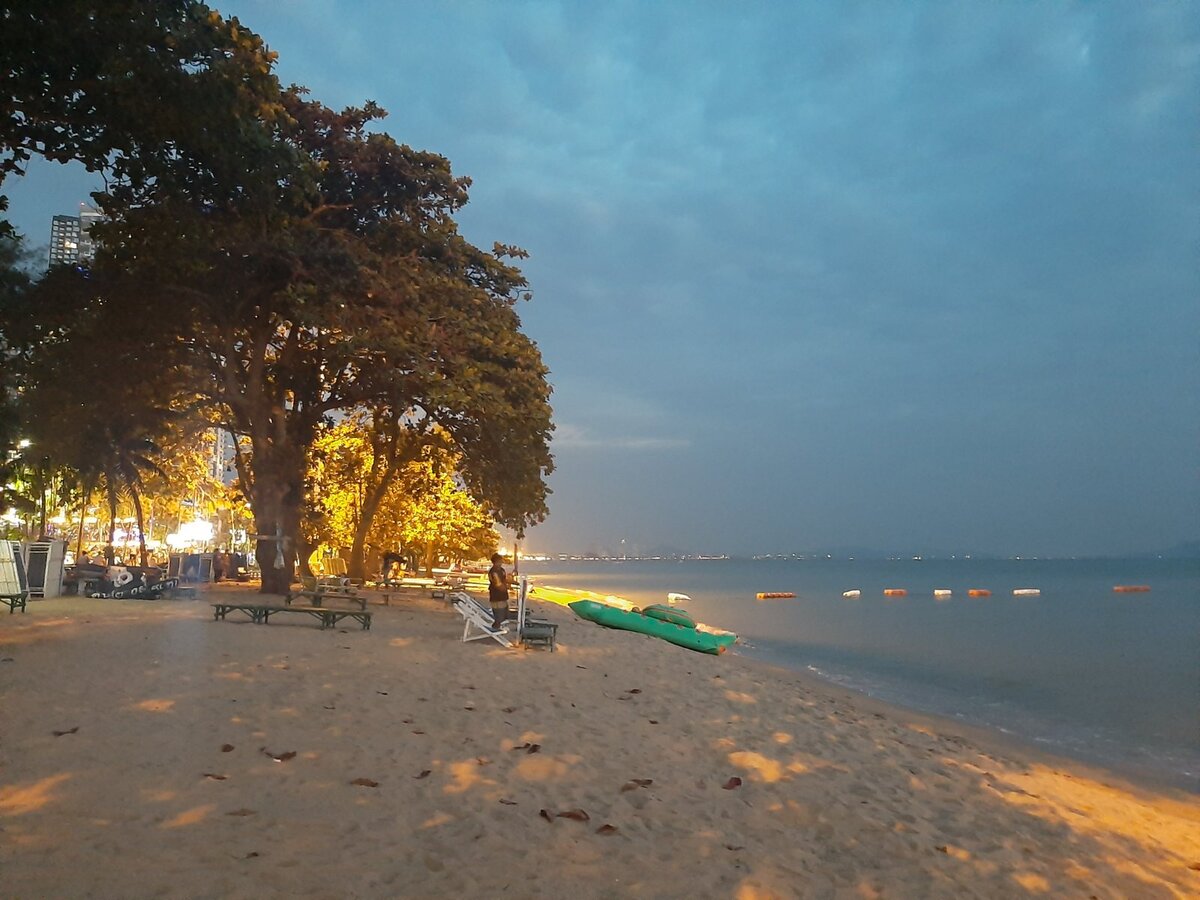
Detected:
left=247, top=443, right=307, bottom=595
left=131, top=488, right=148, bottom=567
left=75, top=479, right=95, bottom=561
left=105, top=485, right=117, bottom=564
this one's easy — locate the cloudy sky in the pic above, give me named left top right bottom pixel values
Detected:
left=7, top=1, right=1198, bottom=556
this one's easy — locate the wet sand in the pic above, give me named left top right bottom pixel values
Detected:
left=2, top=586, right=1198, bottom=898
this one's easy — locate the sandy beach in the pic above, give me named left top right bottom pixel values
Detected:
left=2, top=586, right=1198, bottom=899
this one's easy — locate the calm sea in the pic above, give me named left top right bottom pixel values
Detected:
left=519, top=557, right=1200, bottom=791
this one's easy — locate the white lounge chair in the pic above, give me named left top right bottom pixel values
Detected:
left=451, top=591, right=514, bottom=648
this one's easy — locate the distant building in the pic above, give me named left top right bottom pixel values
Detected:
left=48, top=215, right=81, bottom=268
left=47, top=203, right=103, bottom=269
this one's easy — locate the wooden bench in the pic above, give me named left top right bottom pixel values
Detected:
left=212, top=602, right=372, bottom=630
left=285, top=576, right=367, bottom=611
left=2, top=592, right=28, bottom=614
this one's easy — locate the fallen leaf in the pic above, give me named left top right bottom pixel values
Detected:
left=221, top=744, right=235, bottom=752
left=226, top=808, right=257, bottom=816
left=527, top=743, right=541, bottom=754
left=202, top=773, right=228, bottom=781
left=502, top=707, right=516, bottom=713
left=725, top=844, right=745, bottom=852
left=935, top=845, right=948, bottom=853
left=649, top=720, right=659, bottom=725
left=52, top=726, right=79, bottom=737
left=476, top=757, right=491, bottom=766
left=575, top=665, right=587, bottom=669
left=0, top=657, right=14, bottom=662
left=244, top=852, right=260, bottom=859
left=412, top=730, right=425, bottom=735
left=376, top=691, right=388, bottom=696
left=722, top=777, right=743, bottom=790
left=499, top=798, right=518, bottom=805
left=414, top=770, right=431, bottom=779
left=511, top=742, right=531, bottom=751
left=539, top=809, right=553, bottom=822
left=262, top=749, right=296, bottom=762
left=557, top=809, right=590, bottom=821
left=351, top=778, right=379, bottom=787
left=462, top=685, right=475, bottom=690
left=402, top=718, right=414, bottom=724
left=596, top=824, right=619, bottom=835
left=627, top=689, right=642, bottom=694
left=323, top=705, right=336, bottom=710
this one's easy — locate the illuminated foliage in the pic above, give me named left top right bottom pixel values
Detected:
left=308, top=417, right=500, bottom=576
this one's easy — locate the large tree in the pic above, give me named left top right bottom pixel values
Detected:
left=1, top=7, right=554, bottom=593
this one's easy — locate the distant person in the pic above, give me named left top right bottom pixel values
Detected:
left=381, top=551, right=405, bottom=584
left=488, top=553, right=510, bottom=629
left=213, top=550, right=226, bottom=582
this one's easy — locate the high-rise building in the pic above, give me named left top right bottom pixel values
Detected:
left=48, top=215, right=81, bottom=268
left=47, top=203, right=103, bottom=269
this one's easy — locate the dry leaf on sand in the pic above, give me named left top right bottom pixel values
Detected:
left=351, top=778, right=379, bottom=788
left=722, top=777, right=743, bottom=790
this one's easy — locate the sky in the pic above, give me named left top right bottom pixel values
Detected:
left=5, top=1, right=1198, bottom=557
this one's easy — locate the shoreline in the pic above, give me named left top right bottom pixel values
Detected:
left=529, top=573, right=1200, bottom=797
left=3, top=588, right=1199, bottom=897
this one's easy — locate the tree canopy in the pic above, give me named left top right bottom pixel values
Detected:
left=0, top=2, right=554, bottom=591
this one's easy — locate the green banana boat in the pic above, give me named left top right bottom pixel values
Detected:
left=568, top=599, right=736, bottom=655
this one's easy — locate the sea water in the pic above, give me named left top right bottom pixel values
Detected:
left=519, top=557, right=1200, bottom=791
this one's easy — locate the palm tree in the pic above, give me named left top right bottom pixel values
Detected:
left=74, top=414, right=168, bottom=566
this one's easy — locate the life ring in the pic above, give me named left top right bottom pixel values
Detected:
left=755, top=592, right=796, bottom=600
left=967, top=589, right=991, bottom=597
left=1113, top=585, right=1150, bottom=593
left=883, top=589, right=907, bottom=597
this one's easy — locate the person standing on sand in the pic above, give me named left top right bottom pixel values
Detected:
left=488, top=553, right=510, bottom=629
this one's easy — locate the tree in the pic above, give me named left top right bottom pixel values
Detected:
left=1, top=9, right=554, bottom=594
left=308, top=419, right=499, bottom=576
left=88, top=93, right=553, bottom=593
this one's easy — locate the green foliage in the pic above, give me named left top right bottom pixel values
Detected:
left=0, top=2, right=555, bottom=592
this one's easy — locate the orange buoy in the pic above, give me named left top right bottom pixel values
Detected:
left=968, top=589, right=991, bottom=597
left=883, top=589, right=907, bottom=597
left=1113, top=585, right=1150, bottom=593
left=755, top=592, right=796, bottom=600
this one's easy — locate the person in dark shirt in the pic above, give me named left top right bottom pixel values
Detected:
left=488, top=553, right=510, bottom=629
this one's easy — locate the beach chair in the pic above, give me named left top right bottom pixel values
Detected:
left=451, top=591, right=514, bottom=648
